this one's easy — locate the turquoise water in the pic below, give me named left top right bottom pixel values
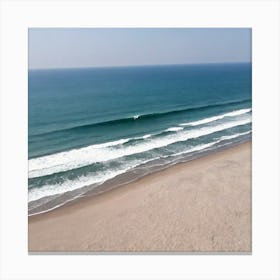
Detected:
left=28, top=63, right=252, bottom=213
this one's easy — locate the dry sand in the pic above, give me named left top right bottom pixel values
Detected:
left=28, top=142, right=252, bottom=253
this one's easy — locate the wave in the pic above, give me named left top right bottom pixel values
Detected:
left=169, top=131, right=251, bottom=158
left=28, top=157, right=160, bottom=202
left=133, top=134, right=152, bottom=140
left=89, top=138, right=130, bottom=148
left=219, top=130, right=251, bottom=141
left=30, top=98, right=251, bottom=137
left=28, top=129, right=251, bottom=203
left=180, top=108, right=251, bottom=126
left=29, top=116, right=251, bottom=179
left=165, top=127, right=184, bottom=132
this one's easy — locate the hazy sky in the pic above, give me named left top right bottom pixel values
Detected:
left=29, top=28, right=251, bottom=69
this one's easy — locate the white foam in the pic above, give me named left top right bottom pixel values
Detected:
left=165, top=127, right=184, bottom=132
left=90, top=138, right=130, bottom=148
left=28, top=142, right=216, bottom=202
left=134, top=134, right=152, bottom=140
left=29, top=117, right=251, bottom=179
left=180, top=108, right=251, bottom=126
left=28, top=157, right=160, bottom=202
left=219, top=130, right=251, bottom=141
left=29, top=128, right=252, bottom=203
left=133, top=115, right=139, bottom=119
left=172, top=130, right=251, bottom=157
left=29, top=168, right=127, bottom=202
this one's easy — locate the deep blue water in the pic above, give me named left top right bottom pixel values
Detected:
left=28, top=63, right=252, bottom=213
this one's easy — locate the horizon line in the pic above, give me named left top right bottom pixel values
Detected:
left=28, top=61, right=251, bottom=71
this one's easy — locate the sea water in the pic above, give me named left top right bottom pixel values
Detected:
left=28, top=63, right=252, bottom=214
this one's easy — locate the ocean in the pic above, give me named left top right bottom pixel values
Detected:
left=28, top=63, right=252, bottom=214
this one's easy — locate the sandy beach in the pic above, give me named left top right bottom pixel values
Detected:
left=28, top=142, right=251, bottom=253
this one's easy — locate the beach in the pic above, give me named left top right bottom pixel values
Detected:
left=28, top=141, right=251, bottom=252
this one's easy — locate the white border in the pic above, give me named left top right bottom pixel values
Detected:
left=0, top=0, right=279, bottom=279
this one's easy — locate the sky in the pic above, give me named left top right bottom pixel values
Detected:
left=29, top=28, right=251, bottom=69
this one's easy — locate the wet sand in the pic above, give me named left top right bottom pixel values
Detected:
left=29, top=142, right=251, bottom=253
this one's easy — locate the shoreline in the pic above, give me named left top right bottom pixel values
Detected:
left=28, top=137, right=250, bottom=216
left=29, top=141, right=251, bottom=252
